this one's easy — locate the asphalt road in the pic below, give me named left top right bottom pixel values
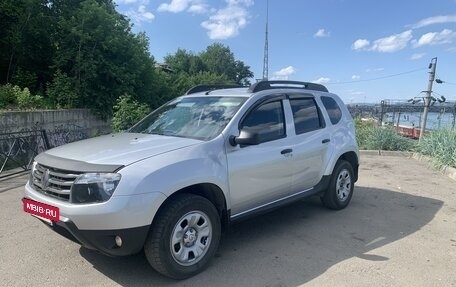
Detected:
left=1, top=154, right=455, bottom=287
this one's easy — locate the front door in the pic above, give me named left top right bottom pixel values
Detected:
left=226, top=99, right=294, bottom=216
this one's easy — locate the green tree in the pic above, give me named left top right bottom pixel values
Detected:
left=46, top=70, right=77, bottom=108
left=164, top=44, right=253, bottom=87
left=164, top=49, right=204, bottom=74
left=112, top=94, right=150, bottom=132
left=170, top=71, right=231, bottom=96
left=199, top=43, right=253, bottom=85
left=0, top=0, right=54, bottom=92
left=50, top=0, right=158, bottom=116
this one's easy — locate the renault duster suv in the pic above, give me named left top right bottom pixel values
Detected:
left=23, top=80, right=359, bottom=279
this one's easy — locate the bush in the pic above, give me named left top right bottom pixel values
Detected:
left=0, top=84, right=17, bottom=109
left=417, top=128, right=456, bottom=168
left=16, top=86, right=43, bottom=110
left=354, top=118, right=374, bottom=149
left=365, top=126, right=415, bottom=151
left=0, top=84, right=43, bottom=110
left=355, top=118, right=415, bottom=151
left=112, top=94, right=150, bottom=132
left=46, top=70, right=78, bottom=108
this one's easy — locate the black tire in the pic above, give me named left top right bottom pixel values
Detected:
left=144, top=194, right=221, bottom=279
left=321, top=160, right=354, bottom=210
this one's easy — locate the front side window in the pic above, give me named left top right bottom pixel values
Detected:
left=240, top=100, right=285, bottom=143
left=130, top=97, right=247, bottom=140
left=290, top=98, right=323, bottom=134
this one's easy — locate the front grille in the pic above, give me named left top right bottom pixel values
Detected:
left=31, top=163, right=81, bottom=201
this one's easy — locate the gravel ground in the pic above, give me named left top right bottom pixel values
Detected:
left=0, top=154, right=455, bottom=287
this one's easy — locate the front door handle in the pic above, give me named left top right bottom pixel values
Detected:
left=281, top=148, right=293, bottom=155
left=322, top=139, right=330, bottom=144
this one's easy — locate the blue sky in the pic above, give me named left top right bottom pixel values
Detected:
left=115, top=0, right=456, bottom=103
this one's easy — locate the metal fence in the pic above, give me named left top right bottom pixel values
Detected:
left=0, top=124, right=90, bottom=178
left=348, top=100, right=456, bottom=129
left=0, top=130, right=48, bottom=178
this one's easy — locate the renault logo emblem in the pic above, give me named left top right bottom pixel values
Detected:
left=42, top=169, right=50, bottom=190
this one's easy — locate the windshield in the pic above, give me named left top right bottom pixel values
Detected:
left=129, top=96, right=247, bottom=140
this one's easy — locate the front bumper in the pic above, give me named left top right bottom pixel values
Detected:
left=24, top=181, right=167, bottom=256
left=44, top=218, right=149, bottom=256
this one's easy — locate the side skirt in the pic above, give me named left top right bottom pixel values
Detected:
left=229, top=175, right=330, bottom=223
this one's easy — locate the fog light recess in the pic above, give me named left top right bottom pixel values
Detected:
left=115, top=236, right=122, bottom=247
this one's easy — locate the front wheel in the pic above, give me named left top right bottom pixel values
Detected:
left=321, top=160, right=354, bottom=210
left=144, top=194, right=221, bottom=279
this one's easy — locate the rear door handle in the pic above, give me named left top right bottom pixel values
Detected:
left=322, top=139, right=330, bottom=144
left=281, top=148, right=293, bottom=155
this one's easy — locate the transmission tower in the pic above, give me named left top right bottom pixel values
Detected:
left=262, top=0, right=269, bottom=80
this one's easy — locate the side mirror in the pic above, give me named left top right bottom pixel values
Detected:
left=229, top=129, right=260, bottom=146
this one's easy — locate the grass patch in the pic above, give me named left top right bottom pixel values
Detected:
left=355, top=118, right=416, bottom=151
left=416, top=128, right=456, bottom=168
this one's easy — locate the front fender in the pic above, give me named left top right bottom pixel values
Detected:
left=116, top=136, right=230, bottom=207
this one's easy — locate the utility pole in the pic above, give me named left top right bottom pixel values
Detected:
left=262, top=0, right=269, bottom=80
left=419, top=57, right=437, bottom=141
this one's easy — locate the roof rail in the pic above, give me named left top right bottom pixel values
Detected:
left=185, top=84, right=243, bottom=95
left=248, top=80, right=329, bottom=93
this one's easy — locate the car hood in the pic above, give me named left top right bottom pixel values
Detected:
left=43, top=133, right=202, bottom=166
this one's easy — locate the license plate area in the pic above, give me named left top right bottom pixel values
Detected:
left=23, top=198, right=60, bottom=222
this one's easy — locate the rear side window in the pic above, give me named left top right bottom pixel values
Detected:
left=241, top=101, right=285, bottom=143
left=321, top=96, right=342, bottom=125
left=290, top=98, right=323, bottom=134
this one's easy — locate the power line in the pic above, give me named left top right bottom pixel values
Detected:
left=439, top=81, right=456, bottom=85
left=434, top=74, right=455, bottom=85
left=326, top=67, right=427, bottom=85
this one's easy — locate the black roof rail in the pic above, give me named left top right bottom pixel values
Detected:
left=248, top=80, right=329, bottom=93
left=185, top=84, right=243, bottom=95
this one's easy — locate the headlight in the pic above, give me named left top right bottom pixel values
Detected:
left=29, top=161, right=37, bottom=184
left=70, top=173, right=121, bottom=204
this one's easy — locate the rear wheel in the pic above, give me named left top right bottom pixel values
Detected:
left=144, top=194, right=221, bottom=279
left=321, top=160, right=354, bottom=210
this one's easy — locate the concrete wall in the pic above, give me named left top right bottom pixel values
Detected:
left=0, top=109, right=111, bottom=136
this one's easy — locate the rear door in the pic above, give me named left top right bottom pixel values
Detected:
left=287, top=95, right=331, bottom=192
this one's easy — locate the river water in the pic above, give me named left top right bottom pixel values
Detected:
left=384, top=111, right=456, bottom=130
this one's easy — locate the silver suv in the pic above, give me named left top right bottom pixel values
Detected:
left=23, top=80, right=359, bottom=279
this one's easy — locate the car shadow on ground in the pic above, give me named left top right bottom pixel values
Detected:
left=79, top=186, right=443, bottom=286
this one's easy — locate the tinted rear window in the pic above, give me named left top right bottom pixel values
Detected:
left=321, top=96, right=342, bottom=125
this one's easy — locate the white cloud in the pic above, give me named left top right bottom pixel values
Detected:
left=188, top=3, right=209, bottom=13
left=201, top=0, right=253, bottom=40
left=138, top=5, right=155, bottom=19
left=370, top=30, right=413, bottom=52
left=125, top=4, right=155, bottom=24
left=410, top=15, right=456, bottom=29
left=158, top=0, right=208, bottom=14
left=352, top=31, right=413, bottom=53
left=313, top=77, right=331, bottom=84
left=352, top=39, right=370, bottom=50
left=314, top=28, right=330, bottom=38
left=351, top=75, right=360, bottom=80
left=271, top=66, right=296, bottom=80
left=158, top=0, right=191, bottom=13
left=410, top=53, right=426, bottom=60
left=413, top=29, right=456, bottom=47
